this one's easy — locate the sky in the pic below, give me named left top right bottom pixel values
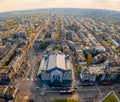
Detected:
left=0, top=0, right=120, bottom=12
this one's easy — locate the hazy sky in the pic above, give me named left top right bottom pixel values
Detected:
left=0, top=0, right=120, bottom=12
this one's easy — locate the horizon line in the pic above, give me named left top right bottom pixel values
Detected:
left=0, top=7, right=120, bottom=14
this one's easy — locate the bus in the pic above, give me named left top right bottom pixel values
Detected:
left=60, top=89, right=75, bottom=94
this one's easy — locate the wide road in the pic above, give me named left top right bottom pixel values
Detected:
left=23, top=21, right=46, bottom=54
left=0, top=21, right=45, bottom=69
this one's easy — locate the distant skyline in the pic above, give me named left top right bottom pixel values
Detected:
left=0, top=0, right=120, bottom=12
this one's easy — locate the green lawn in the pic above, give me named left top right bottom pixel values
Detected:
left=53, top=99, right=77, bottom=102
left=102, top=93, right=119, bottom=102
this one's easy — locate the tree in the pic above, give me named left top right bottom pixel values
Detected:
left=87, top=54, right=92, bottom=65
left=27, top=28, right=34, bottom=35
left=55, top=45, right=62, bottom=51
left=99, top=33, right=105, bottom=39
left=1, top=65, right=8, bottom=69
left=6, top=19, right=15, bottom=26
left=70, top=55, right=74, bottom=62
left=41, top=43, right=47, bottom=50
left=53, top=99, right=77, bottom=102
left=77, top=65, right=81, bottom=73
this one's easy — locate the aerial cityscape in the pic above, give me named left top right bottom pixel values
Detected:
left=0, top=1, right=120, bottom=102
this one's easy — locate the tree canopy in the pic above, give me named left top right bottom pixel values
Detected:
left=53, top=99, right=77, bottom=102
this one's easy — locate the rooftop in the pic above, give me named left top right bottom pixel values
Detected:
left=47, top=51, right=66, bottom=70
left=39, top=51, right=71, bottom=72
